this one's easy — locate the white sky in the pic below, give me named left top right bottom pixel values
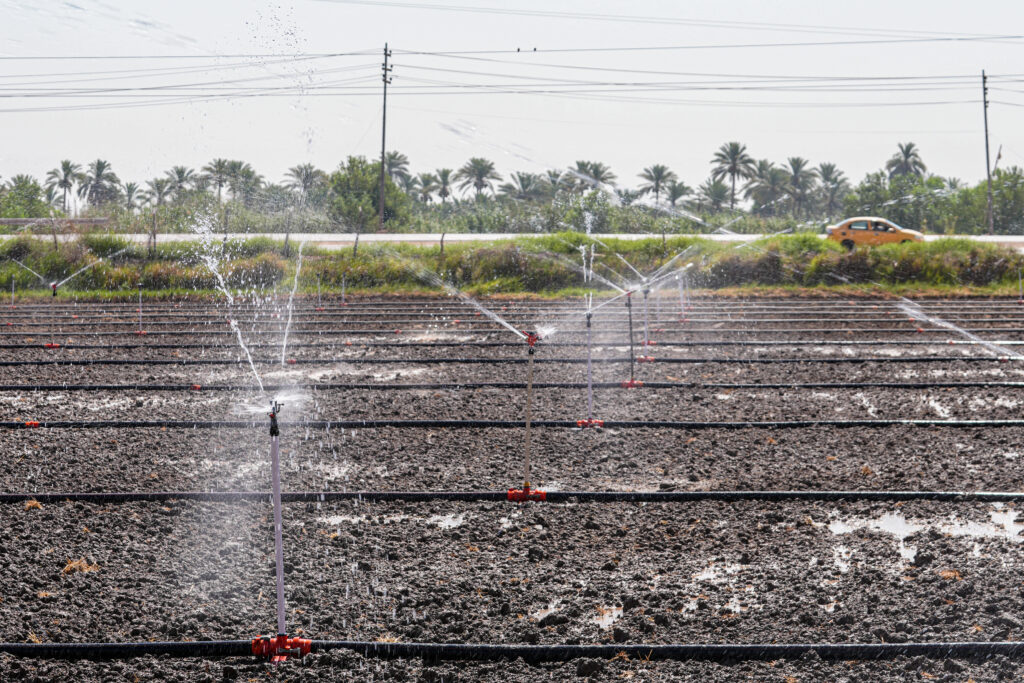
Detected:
left=2, top=0, right=1023, bottom=195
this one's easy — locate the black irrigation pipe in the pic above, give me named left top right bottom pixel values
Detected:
left=1, top=339, right=1023, bottom=350
left=6, top=418, right=1024, bottom=430
left=4, top=489, right=1024, bottom=504
left=6, top=380, right=1024, bottom=392
left=3, top=639, right=1024, bottom=662
left=0, top=356, right=1015, bottom=367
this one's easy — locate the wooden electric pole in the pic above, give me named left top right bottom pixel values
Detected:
left=982, top=70, right=994, bottom=235
left=378, top=43, right=392, bottom=232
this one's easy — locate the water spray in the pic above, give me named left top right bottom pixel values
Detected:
left=1018, top=269, right=1022, bottom=305
left=341, top=273, right=347, bottom=306
left=316, top=275, right=323, bottom=311
left=641, top=282, right=651, bottom=346
left=508, top=331, right=546, bottom=501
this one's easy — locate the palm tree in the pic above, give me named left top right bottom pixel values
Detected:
left=145, top=178, right=172, bottom=206
left=454, top=157, right=501, bottom=197
left=638, top=164, right=678, bottom=205
left=417, top=173, right=438, bottom=203
left=885, top=142, right=927, bottom=179
left=399, top=174, right=419, bottom=197
left=785, top=157, right=819, bottom=217
left=744, top=163, right=789, bottom=216
left=384, top=151, right=410, bottom=182
left=665, top=180, right=693, bottom=208
left=570, top=160, right=616, bottom=191
left=166, top=166, right=195, bottom=199
left=498, top=172, right=545, bottom=201
left=234, top=165, right=263, bottom=207
left=77, top=159, right=120, bottom=206
left=435, top=168, right=454, bottom=203
left=202, top=158, right=231, bottom=202
left=817, top=162, right=850, bottom=218
left=43, top=184, right=62, bottom=210
left=45, top=160, right=81, bottom=213
left=697, top=179, right=730, bottom=213
left=710, top=142, right=755, bottom=210
left=122, top=182, right=143, bottom=211
left=284, top=163, right=326, bottom=205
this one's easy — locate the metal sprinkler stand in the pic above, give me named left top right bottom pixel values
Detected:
left=641, top=285, right=651, bottom=346
left=135, top=283, right=146, bottom=335
left=508, top=332, right=546, bottom=502
left=620, top=293, right=642, bottom=388
left=50, top=282, right=57, bottom=297
left=576, top=311, right=603, bottom=429
left=256, top=401, right=308, bottom=662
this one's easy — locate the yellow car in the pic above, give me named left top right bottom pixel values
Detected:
left=825, top=217, right=923, bottom=250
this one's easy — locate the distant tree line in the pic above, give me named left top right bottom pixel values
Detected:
left=1, top=142, right=1022, bottom=234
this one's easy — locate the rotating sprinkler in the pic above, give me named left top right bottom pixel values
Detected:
left=641, top=280, right=652, bottom=346
left=257, top=401, right=310, bottom=662
left=508, top=331, right=546, bottom=502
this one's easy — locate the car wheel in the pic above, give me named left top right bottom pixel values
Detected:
left=841, top=240, right=855, bottom=251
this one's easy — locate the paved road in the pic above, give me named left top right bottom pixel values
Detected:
left=4, top=232, right=1024, bottom=250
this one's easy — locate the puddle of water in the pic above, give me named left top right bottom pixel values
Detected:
left=593, top=605, right=623, bottom=629
left=694, top=562, right=742, bottom=583
left=429, top=513, right=465, bottom=529
left=320, top=514, right=409, bottom=525
left=829, top=509, right=1022, bottom=564
left=531, top=599, right=561, bottom=621
left=833, top=545, right=853, bottom=573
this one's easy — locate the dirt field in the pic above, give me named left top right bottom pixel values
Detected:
left=2, top=296, right=1024, bottom=681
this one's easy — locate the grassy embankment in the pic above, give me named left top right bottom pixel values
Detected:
left=1, top=232, right=1021, bottom=301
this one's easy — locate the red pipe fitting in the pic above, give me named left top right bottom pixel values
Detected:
left=523, top=332, right=540, bottom=347
left=24, top=421, right=40, bottom=428
left=395, top=329, right=402, bottom=334
left=576, top=419, right=604, bottom=428
left=637, top=355, right=655, bottom=363
left=507, top=485, right=546, bottom=502
left=315, top=307, right=325, bottom=311
left=134, top=330, right=147, bottom=335
left=286, top=358, right=297, bottom=365
left=642, top=340, right=657, bottom=346
left=620, top=379, right=644, bottom=388
left=251, top=634, right=312, bottom=663
left=43, top=343, right=61, bottom=349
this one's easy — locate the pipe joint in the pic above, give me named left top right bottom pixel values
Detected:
left=251, top=634, right=311, bottom=663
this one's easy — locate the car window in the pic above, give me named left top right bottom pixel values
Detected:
left=848, top=221, right=869, bottom=230
left=873, top=222, right=889, bottom=231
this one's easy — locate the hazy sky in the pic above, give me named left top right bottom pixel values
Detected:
left=2, top=0, right=1023, bottom=198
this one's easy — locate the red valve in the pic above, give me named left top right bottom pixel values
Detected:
left=43, top=343, right=60, bottom=349
left=72, top=315, right=78, bottom=319
left=576, top=419, right=604, bottom=428
left=286, top=358, right=297, bottom=365
left=395, top=329, right=402, bottom=334
left=251, top=634, right=312, bottom=663
left=190, top=384, right=202, bottom=391
left=638, top=355, right=655, bottom=363
left=642, top=340, right=657, bottom=346
left=507, top=485, right=546, bottom=502
left=916, top=327, right=924, bottom=333
left=24, top=421, right=40, bottom=428
left=620, top=379, right=644, bottom=389
left=134, top=330, right=147, bottom=335
left=453, top=319, right=461, bottom=324
left=315, top=307, right=325, bottom=311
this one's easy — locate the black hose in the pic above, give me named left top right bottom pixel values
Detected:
left=0, top=356, right=1013, bottom=367
left=3, top=380, right=1024, bottom=392
left=2, top=490, right=1023, bottom=504
left=3, top=639, right=1023, bottom=662
left=5, top=418, right=1024, bottom=430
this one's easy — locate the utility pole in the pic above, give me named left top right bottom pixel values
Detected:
left=378, top=43, right=392, bottom=232
left=982, top=70, right=994, bottom=235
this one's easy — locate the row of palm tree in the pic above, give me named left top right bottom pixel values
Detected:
left=25, top=141, right=928, bottom=219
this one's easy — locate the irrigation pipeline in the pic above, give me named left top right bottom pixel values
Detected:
left=0, top=356, right=1018, bottom=367
left=7, top=380, right=1024, bottom=392
left=4, top=339, right=1024, bottom=349
left=2, top=639, right=1024, bottom=662
left=7, top=418, right=1024, bottom=430
left=4, top=490, right=1024, bottom=504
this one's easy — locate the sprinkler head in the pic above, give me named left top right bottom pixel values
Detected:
left=251, top=634, right=311, bottom=663
left=269, top=401, right=282, bottom=436
left=50, top=282, right=57, bottom=296
left=523, top=331, right=540, bottom=348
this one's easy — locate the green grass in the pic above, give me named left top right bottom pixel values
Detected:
left=6, top=231, right=1024, bottom=300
